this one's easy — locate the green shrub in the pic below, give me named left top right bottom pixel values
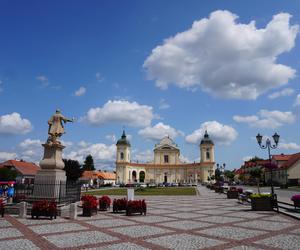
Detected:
left=250, top=193, right=271, bottom=199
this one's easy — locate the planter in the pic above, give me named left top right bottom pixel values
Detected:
left=251, top=197, right=273, bottom=211
left=31, top=210, right=56, bottom=220
left=227, top=190, right=239, bottom=199
left=82, top=207, right=97, bottom=217
left=99, top=203, right=110, bottom=211
left=113, top=198, right=127, bottom=213
left=126, top=200, right=147, bottom=216
left=215, top=187, right=223, bottom=193
left=0, top=199, right=4, bottom=217
left=293, top=200, right=300, bottom=209
left=99, top=196, right=111, bottom=211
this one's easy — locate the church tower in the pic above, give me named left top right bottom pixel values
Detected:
left=200, top=131, right=214, bottom=163
left=116, top=130, right=131, bottom=163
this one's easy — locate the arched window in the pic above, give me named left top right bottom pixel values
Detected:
left=206, top=148, right=210, bottom=160
left=120, top=152, right=124, bottom=160
left=139, top=171, right=145, bottom=182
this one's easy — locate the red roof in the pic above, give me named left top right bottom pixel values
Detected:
left=272, top=154, right=292, bottom=161
left=280, top=153, right=300, bottom=169
left=0, top=160, right=40, bottom=176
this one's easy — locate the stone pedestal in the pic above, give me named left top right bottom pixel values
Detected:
left=33, top=143, right=67, bottom=200
left=127, top=188, right=134, bottom=201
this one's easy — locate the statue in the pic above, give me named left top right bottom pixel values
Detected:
left=47, top=109, right=73, bottom=144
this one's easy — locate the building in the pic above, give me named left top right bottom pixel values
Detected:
left=0, top=160, right=40, bottom=184
left=115, top=130, right=215, bottom=184
left=80, top=170, right=116, bottom=187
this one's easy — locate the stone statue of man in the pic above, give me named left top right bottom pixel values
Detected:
left=47, top=109, right=73, bottom=142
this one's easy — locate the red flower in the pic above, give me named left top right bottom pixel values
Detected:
left=99, top=196, right=111, bottom=206
left=291, top=194, right=300, bottom=202
left=81, top=195, right=98, bottom=209
left=32, top=200, right=57, bottom=213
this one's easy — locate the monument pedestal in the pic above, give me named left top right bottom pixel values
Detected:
left=33, top=143, right=67, bottom=200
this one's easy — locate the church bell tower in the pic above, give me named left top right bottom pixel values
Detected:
left=200, top=131, right=214, bottom=163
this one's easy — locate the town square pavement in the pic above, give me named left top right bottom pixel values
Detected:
left=0, top=186, right=299, bottom=250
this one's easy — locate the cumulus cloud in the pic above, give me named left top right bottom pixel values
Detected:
left=132, top=149, right=153, bottom=163
left=0, top=112, right=32, bottom=135
left=294, top=94, right=300, bottom=107
left=0, top=152, right=17, bottom=161
left=74, top=86, right=86, bottom=97
left=82, top=100, right=154, bottom=127
left=185, top=121, right=238, bottom=145
left=268, top=88, right=294, bottom=99
left=242, top=156, right=253, bottom=162
left=138, top=122, right=184, bottom=141
left=233, top=109, right=295, bottom=128
left=18, top=138, right=43, bottom=162
left=144, top=10, right=298, bottom=99
left=278, top=142, right=300, bottom=150
left=159, top=98, right=170, bottom=109
left=105, top=134, right=116, bottom=142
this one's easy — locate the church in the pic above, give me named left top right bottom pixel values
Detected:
left=115, top=130, right=215, bottom=184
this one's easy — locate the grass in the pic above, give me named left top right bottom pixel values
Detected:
left=83, top=187, right=197, bottom=196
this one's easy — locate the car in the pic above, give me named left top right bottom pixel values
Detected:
left=171, top=183, right=179, bottom=187
left=125, top=183, right=134, bottom=188
left=140, top=183, right=147, bottom=188
left=158, top=183, right=164, bottom=187
left=148, top=183, right=157, bottom=188
left=164, top=182, right=171, bottom=187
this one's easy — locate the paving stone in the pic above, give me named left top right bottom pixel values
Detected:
left=198, top=226, right=266, bottom=240
left=44, top=231, right=118, bottom=248
left=0, top=239, right=40, bottom=250
left=0, top=228, right=23, bottom=239
left=197, top=215, right=245, bottom=224
left=291, top=228, right=300, bottom=235
left=110, top=225, right=172, bottom=238
left=17, top=217, right=68, bottom=225
left=255, top=234, right=300, bottom=250
left=227, top=245, right=264, bottom=250
left=76, top=214, right=112, bottom=221
left=167, top=212, right=207, bottom=219
left=87, top=218, right=136, bottom=228
left=159, top=220, right=213, bottom=230
left=29, top=222, right=87, bottom=234
left=227, top=212, right=266, bottom=219
left=128, top=215, right=175, bottom=223
left=0, top=219, right=12, bottom=227
left=197, top=209, right=229, bottom=215
left=146, top=233, right=224, bottom=249
left=235, top=220, right=295, bottom=231
left=87, top=242, right=150, bottom=250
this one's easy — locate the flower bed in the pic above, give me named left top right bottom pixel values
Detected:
left=99, top=195, right=111, bottom=211
left=113, top=198, right=127, bottom=213
left=291, top=194, right=300, bottom=209
left=250, top=194, right=273, bottom=211
left=13, top=194, right=26, bottom=203
left=0, top=199, right=4, bottom=217
left=237, top=188, right=243, bottom=194
left=227, top=187, right=239, bottom=199
left=81, top=195, right=98, bottom=216
left=126, top=200, right=147, bottom=216
left=31, top=200, right=57, bottom=220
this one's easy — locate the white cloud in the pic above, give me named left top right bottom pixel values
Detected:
left=185, top=121, right=238, bottom=145
left=159, top=98, right=170, bottom=109
left=36, top=75, right=49, bottom=87
left=83, top=100, right=154, bottom=127
left=74, top=86, right=86, bottom=96
left=0, top=80, right=3, bottom=92
left=0, top=152, right=17, bottom=161
left=242, top=156, right=253, bottom=162
left=278, top=142, right=300, bottom=150
left=105, top=134, right=116, bottom=142
left=0, top=112, right=32, bottom=135
left=138, top=122, right=184, bottom=141
left=144, top=10, right=298, bottom=99
left=96, top=72, right=104, bottom=82
left=233, top=109, right=295, bottom=128
left=294, top=94, right=300, bottom=107
left=18, top=138, right=42, bottom=162
left=132, top=149, right=153, bottom=163
left=268, top=88, right=294, bottom=99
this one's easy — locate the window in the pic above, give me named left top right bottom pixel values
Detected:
left=206, top=149, right=210, bottom=159
left=164, top=155, right=169, bottom=163
left=120, top=152, right=124, bottom=160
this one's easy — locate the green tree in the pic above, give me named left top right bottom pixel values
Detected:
left=63, top=159, right=84, bottom=181
left=248, top=156, right=263, bottom=162
left=224, top=170, right=235, bottom=182
left=83, top=155, right=95, bottom=171
left=215, top=168, right=223, bottom=182
left=250, top=167, right=262, bottom=194
left=0, top=168, right=18, bottom=181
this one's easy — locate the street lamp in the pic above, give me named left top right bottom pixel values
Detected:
left=256, top=132, right=280, bottom=196
left=216, top=163, right=226, bottom=181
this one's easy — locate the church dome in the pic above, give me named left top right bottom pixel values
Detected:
left=116, top=130, right=131, bottom=147
left=200, top=131, right=214, bottom=145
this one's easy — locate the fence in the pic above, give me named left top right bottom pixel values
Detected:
left=14, top=181, right=81, bottom=204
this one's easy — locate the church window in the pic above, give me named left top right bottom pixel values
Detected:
left=164, top=155, right=169, bottom=163
left=206, top=149, right=210, bottom=160
left=120, top=152, right=124, bottom=160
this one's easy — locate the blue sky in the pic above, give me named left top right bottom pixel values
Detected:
left=0, top=1, right=300, bottom=170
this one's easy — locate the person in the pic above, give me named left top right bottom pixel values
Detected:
left=0, top=186, right=3, bottom=197
left=47, top=109, right=73, bottom=142
left=7, top=185, right=14, bottom=198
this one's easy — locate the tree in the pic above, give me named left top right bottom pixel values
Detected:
left=83, top=155, right=95, bottom=171
left=250, top=167, right=262, bottom=194
left=224, top=170, right=235, bottom=182
left=63, top=159, right=84, bottom=181
left=215, top=168, right=223, bottom=182
left=0, top=168, right=18, bottom=181
left=248, top=156, right=263, bottom=162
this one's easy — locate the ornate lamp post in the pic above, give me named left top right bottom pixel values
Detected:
left=216, top=163, right=226, bottom=181
left=256, top=132, right=280, bottom=196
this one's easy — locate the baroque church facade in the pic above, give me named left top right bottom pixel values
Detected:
left=115, top=130, right=215, bottom=184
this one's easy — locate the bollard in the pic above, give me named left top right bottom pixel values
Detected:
left=127, top=188, right=134, bottom=201
left=19, top=202, right=27, bottom=219
left=70, top=202, right=78, bottom=220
